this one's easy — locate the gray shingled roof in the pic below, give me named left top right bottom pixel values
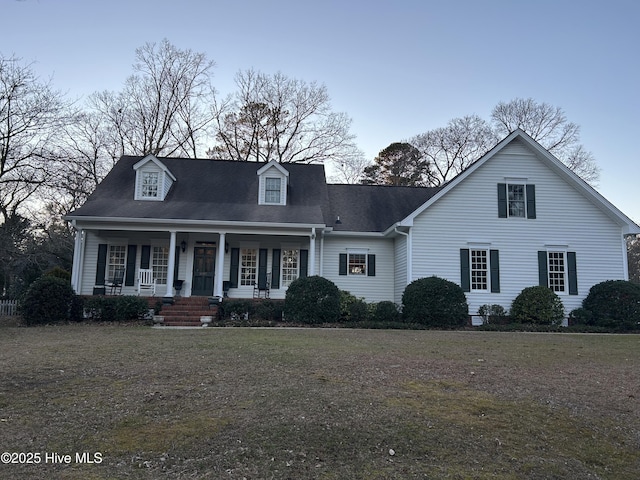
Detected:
left=68, top=156, right=441, bottom=232
left=326, top=184, right=441, bottom=232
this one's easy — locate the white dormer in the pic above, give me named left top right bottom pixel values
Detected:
left=257, top=160, right=289, bottom=206
left=133, top=155, right=176, bottom=201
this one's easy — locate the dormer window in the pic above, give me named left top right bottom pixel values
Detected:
left=133, top=155, right=176, bottom=201
left=141, top=172, right=160, bottom=198
left=264, top=177, right=282, bottom=204
left=257, top=160, right=289, bottom=206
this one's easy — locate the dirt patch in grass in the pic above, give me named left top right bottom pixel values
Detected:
left=0, top=325, right=638, bottom=479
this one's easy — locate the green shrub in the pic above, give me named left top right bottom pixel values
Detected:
left=568, top=307, right=593, bottom=326
left=510, top=286, right=564, bottom=325
left=221, top=299, right=254, bottom=321
left=19, top=276, right=81, bottom=325
left=44, top=266, right=72, bottom=282
left=372, top=301, right=401, bottom=323
left=253, top=299, right=284, bottom=321
left=285, top=276, right=340, bottom=324
left=401, top=276, right=468, bottom=328
left=581, top=280, right=640, bottom=331
left=478, top=304, right=507, bottom=324
left=339, top=290, right=370, bottom=322
left=83, top=296, right=149, bottom=322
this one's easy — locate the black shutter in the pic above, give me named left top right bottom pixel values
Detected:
left=125, top=245, right=137, bottom=286
left=300, top=249, right=309, bottom=278
left=367, top=254, right=376, bottom=276
left=538, top=251, right=548, bottom=287
left=526, top=184, right=537, bottom=219
left=230, top=248, right=240, bottom=288
left=567, top=251, right=578, bottom=295
left=140, top=245, right=151, bottom=269
left=460, top=249, right=470, bottom=292
left=271, top=249, right=281, bottom=288
left=96, top=244, right=108, bottom=285
left=339, top=253, right=347, bottom=276
left=258, top=249, right=268, bottom=289
left=490, top=249, right=500, bottom=293
left=174, top=246, right=180, bottom=280
left=497, top=183, right=507, bottom=218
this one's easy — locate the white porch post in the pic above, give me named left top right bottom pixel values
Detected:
left=165, top=231, right=177, bottom=298
left=71, top=226, right=84, bottom=293
left=214, top=232, right=226, bottom=298
left=309, top=228, right=316, bottom=276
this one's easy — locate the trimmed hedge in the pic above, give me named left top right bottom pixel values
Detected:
left=372, top=301, right=401, bottom=323
left=19, top=276, right=82, bottom=325
left=402, top=276, right=468, bottom=327
left=510, top=286, right=564, bottom=325
left=83, top=296, right=150, bottom=322
left=581, top=280, right=640, bottom=331
left=285, top=276, right=340, bottom=324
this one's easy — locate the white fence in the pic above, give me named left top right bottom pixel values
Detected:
left=0, top=299, right=18, bottom=316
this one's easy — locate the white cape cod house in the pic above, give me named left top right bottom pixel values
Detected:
left=66, top=130, right=640, bottom=315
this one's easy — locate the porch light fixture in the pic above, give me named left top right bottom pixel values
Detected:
left=180, top=240, right=186, bottom=252
left=225, top=242, right=229, bottom=253
left=335, top=216, right=342, bottom=224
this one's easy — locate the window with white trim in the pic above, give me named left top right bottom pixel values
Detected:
left=348, top=253, right=367, bottom=275
left=470, top=249, right=488, bottom=291
left=152, top=246, right=169, bottom=285
left=241, top=248, right=257, bottom=286
left=548, top=251, right=566, bottom=293
left=507, top=184, right=525, bottom=218
left=141, top=171, right=160, bottom=198
left=264, top=177, right=282, bottom=204
left=281, top=249, right=299, bottom=286
left=107, top=245, right=126, bottom=280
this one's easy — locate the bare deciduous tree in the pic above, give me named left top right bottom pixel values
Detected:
left=210, top=69, right=358, bottom=163
left=0, top=54, right=69, bottom=221
left=491, top=98, right=600, bottom=185
left=89, top=39, right=216, bottom=158
left=410, top=115, right=498, bottom=186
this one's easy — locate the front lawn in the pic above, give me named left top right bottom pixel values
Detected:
left=0, top=325, right=638, bottom=479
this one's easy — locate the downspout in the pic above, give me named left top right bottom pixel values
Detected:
left=622, top=231, right=631, bottom=280
left=319, top=230, right=324, bottom=277
left=395, top=226, right=412, bottom=285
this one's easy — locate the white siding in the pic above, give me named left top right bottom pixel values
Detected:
left=410, top=138, right=626, bottom=316
left=322, top=236, right=395, bottom=303
left=393, top=234, right=407, bottom=305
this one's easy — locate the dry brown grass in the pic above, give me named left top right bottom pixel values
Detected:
left=0, top=324, right=638, bottom=479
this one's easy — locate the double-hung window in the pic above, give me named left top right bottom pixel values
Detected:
left=264, top=178, right=282, bottom=204
left=107, top=245, right=126, bottom=280
left=538, top=250, right=578, bottom=295
left=470, top=250, right=489, bottom=291
left=240, top=248, right=257, bottom=286
left=152, top=246, right=169, bottom=285
left=339, top=252, right=376, bottom=277
left=281, top=249, right=299, bottom=286
left=498, top=183, right=536, bottom=219
left=348, top=253, right=367, bottom=275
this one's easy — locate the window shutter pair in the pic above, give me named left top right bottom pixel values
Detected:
left=460, top=249, right=500, bottom=293
left=538, top=251, right=578, bottom=295
left=497, top=183, right=536, bottom=219
left=338, top=253, right=376, bottom=276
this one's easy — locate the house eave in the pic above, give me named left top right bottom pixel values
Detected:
left=65, top=215, right=327, bottom=233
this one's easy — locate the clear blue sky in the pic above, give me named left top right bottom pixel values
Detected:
left=5, top=0, right=639, bottom=223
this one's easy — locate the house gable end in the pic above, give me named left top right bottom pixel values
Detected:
left=257, top=160, right=290, bottom=206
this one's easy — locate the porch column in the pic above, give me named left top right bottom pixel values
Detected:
left=164, top=231, right=177, bottom=298
left=214, top=232, right=226, bottom=298
left=71, top=226, right=84, bottom=293
left=309, top=228, right=316, bottom=276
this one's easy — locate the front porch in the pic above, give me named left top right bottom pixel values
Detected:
left=71, top=228, right=320, bottom=303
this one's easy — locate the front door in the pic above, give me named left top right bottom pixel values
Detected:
left=192, top=243, right=216, bottom=296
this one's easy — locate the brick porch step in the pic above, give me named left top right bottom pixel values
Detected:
left=159, top=297, right=219, bottom=326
